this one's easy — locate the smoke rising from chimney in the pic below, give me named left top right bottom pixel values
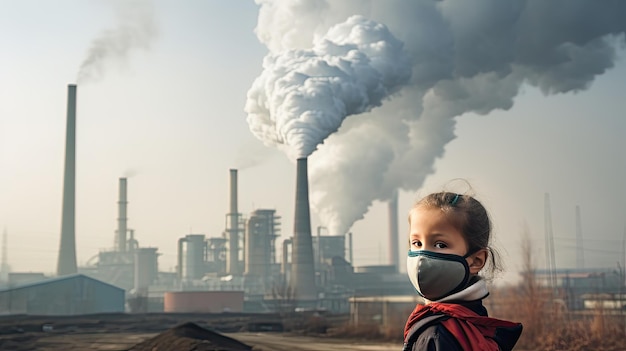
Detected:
left=233, top=140, right=276, bottom=171
left=251, top=0, right=626, bottom=236
left=77, top=0, right=158, bottom=84
left=245, top=15, right=412, bottom=161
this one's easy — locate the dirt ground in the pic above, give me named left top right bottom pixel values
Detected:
left=0, top=331, right=401, bottom=351
left=0, top=313, right=402, bottom=351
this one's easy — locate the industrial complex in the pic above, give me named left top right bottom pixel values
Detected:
left=0, top=85, right=623, bottom=319
left=0, top=85, right=415, bottom=315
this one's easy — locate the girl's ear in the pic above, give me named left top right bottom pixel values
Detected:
left=468, top=248, right=488, bottom=274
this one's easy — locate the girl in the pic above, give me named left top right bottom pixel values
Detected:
left=403, top=191, right=523, bottom=351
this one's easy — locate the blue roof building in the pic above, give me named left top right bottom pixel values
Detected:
left=0, top=274, right=125, bottom=315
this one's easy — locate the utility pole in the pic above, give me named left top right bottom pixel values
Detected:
left=544, top=193, right=557, bottom=294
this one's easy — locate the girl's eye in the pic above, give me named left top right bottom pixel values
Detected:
left=411, top=240, right=422, bottom=247
left=434, top=242, right=447, bottom=249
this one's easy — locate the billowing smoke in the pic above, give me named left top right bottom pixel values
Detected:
left=77, top=0, right=158, bottom=84
left=245, top=15, right=412, bottom=160
left=250, top=0, right=626, bottom=235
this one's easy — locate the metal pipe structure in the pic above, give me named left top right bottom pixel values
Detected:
left=226, top=169, right=240, bottom=275
left=57, top=84, right=78, bottom=276
left=281, top=238, right=292, bottom=275
left=117, top=178, right=128, bottom=252
left=348, top=232, right=353, bottom=264
left=388, top=190, right=399, bottom=272
left=316, top=226, right=325, bottom=270
left=290, top=158, right=317, bottom=305
left=575, top=205, right=585, bottom=269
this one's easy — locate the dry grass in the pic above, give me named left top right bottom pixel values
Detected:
left=490, top=285, right=626, bottom=350
left=487, top=227, right=626, bottom=350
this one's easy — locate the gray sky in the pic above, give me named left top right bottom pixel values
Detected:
left=1, top=1, right=625, bottom=284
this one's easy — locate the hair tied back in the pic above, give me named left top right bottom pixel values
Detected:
left=450, top=193, right=460, bottom=205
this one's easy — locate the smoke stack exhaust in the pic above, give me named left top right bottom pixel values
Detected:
left=388, top=190, right=399, bottom=272
left=227, top=169, right=240, bottom=275
left=117, top=178, right=128, bottom=252
left=57, top=84, right=78, bottom=276
left=290, top=158, right=317, bottom=305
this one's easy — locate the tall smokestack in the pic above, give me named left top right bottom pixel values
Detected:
left=290, top=158, right=317, bottom=305
left=227, top=169, right=240, bottom=275
left=117, top=178, right=128, bottom=252
left=388, top=190, right=399, bottom=272
left=57, top=84, right=78, bottom=276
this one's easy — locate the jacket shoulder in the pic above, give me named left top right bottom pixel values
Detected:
left=411, top=324, right=463, bottom=351
left=404, top=315, right=463, bottom=351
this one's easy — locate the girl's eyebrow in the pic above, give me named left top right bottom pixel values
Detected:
left=410, top=232, right=448, bottom=239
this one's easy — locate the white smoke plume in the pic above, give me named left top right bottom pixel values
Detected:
left=245, top=15, right=412, bottom=160
left=250, top=0, right=626, bottom=235
left=77, top=0, right=158, bottom=84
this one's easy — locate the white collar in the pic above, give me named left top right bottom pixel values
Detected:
left=432, top=277, right=489, bottom=303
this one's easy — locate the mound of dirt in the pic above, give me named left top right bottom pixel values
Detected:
left=128, top=322, right=252, bottom=351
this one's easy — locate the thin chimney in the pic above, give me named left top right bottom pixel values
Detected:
left=57, top=84, right=78, bottom=276
left=117, top=178, right=128, bottom=252
left=227, top=169, right=240, bottom=275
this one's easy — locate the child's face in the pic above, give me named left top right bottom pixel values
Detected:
left=408, top=206, right=469, bottom=256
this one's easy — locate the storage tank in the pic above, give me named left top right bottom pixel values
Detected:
left=177, top=234, right=206, bottom=281
left=163, top=291, right=244, bottom=313
left=134, top=247, right=158, bottom=294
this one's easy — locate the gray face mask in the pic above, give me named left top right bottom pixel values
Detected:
left=406, top=250, right=472, bottom=301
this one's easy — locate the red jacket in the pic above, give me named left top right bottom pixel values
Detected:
left=404, top=302, right=522, bottom=351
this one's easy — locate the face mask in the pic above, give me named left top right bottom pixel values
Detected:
left=406, top=250, right=473, bottom=301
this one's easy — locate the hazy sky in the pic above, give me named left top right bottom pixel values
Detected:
left=1, top=1, right=625, bottom=284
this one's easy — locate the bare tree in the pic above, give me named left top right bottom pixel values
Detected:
left=518, top=222, right=545, bottom=345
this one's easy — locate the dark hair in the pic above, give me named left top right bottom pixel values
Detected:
left=410, top=191, right=502, bottom=277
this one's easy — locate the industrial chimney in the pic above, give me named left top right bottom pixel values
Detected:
left=388, top=190, right=399, bottom=272
left=290, top=158, right=317, bottom=306
left=57, top=84, right=78, bottom=276
left=117, top=178, right=128, bottom=252
left=226, top=169, right=240, bottom=275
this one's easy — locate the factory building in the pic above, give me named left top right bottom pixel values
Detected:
left=349, top=295, right=423, bottom=329
left=43, top=85, right=422, bottom=315
left=244, top=209, right=280, bottom=293
left=533, top=268, right=625, bottom=310
left=0, top=274, right=124, bottom=315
